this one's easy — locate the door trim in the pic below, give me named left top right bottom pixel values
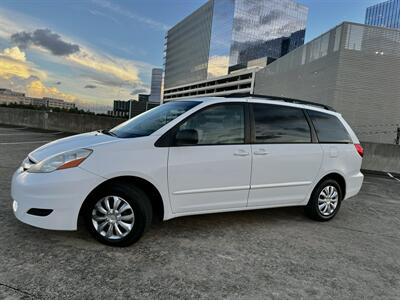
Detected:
left=251, top=181, right=312, bottom=190
left=173, top=185, right=250, bottom=195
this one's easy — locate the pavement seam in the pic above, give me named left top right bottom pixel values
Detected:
left=0, top=282, right=38, bottom=299
left=0, top=141, right=51, bottom=145
left=0, top=131, right=65, bottom=136
left=327, top=224, right=400, bottom=241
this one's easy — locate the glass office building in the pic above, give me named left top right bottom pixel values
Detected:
left=365, top=0, right=400, bottom=29
left=164, top=0, right=308, bottom=89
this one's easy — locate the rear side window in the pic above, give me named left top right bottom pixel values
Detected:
left=252, top=103, right=311, bottom=143
left=307, top=110, right=352, bottom=143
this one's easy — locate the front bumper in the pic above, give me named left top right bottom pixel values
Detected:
left=11, top=167, right=104, bottom=231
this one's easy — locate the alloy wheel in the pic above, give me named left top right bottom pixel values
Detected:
left=318, top=186, right=339, bottom=216
left=92, top=196, right=135, bottom=240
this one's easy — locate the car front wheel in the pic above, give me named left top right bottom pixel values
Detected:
left=84, top=183, right=152, bottom=247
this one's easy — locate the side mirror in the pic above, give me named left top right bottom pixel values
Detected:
left=175, top=129, right=198, bottom=146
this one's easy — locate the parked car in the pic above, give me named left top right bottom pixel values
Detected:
left=11, top=96, right=364, bottom=246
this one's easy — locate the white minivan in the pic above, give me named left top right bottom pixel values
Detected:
left=11, top=96, right=364, bottom=246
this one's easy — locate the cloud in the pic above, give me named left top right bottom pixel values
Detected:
left=91, top=0, right=169, bottom=31
left=129, top=81, right=149, bottom=96
left=0, top=47, right=76, bottom=102
left=84, top=84, right=97, bottom=89
left=0, top=47, right=46, bottom=79
left=68, top=49, right=140, bottom=85
left=1, top=46, right=26, bottom=61
left=11, top=29, right=80, bottom=56
left=8, top=27, right=147, bottom=89
left=0, top=7, right=39, bottom=39
left=26, top=79, right=76, bottom=101
left=130, top=88, right=147, bottom=95
left=0, top=8, right=155, bottom=111
left=89, top=9, right=121, bottom=25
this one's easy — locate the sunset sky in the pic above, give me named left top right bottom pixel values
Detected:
left=0, top=0, right=379, bottom=112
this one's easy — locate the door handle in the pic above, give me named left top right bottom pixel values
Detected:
left=254, top=148, right=269, bottom=155
left=234, top=149, right=249, bottom=157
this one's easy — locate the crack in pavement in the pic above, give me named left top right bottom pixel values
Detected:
left=0, top=282, right=38, bottom=299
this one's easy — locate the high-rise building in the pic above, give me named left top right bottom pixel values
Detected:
left=365, top=0, right=400, bottom=29
left=110, top=98, right=159, bottom=118
left=163, top=0, right=308, bottom=89
left=138, top=94, right=150, bottom=102
left=149, top=68, right=163, bottom=103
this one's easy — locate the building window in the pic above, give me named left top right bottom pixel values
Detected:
left=320, top=32, right=330, bottom=57
left=345, top=24, right=364, bottom=51
left=333, top=26, right=342, bottom=52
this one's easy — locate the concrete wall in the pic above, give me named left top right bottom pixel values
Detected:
left=254, top=22, right=400, bottom=144
left=1, top=108, right=399, bottom=174
left=362, top=142, right=400, bottom=174
left=0, top=107, right=125, bottom=133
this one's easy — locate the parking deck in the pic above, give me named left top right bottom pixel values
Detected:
left=0, top=124, right=399, bottom=299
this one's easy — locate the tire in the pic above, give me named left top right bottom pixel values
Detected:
left=305, top=179, right=342, bottom=222
left=83, top=182, right=152, bottom=247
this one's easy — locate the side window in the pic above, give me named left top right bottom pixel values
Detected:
left=252, top=103, right=311, bottom=143
left=307, top=110, right=352, bottom=143
left=176, top=103, right=245, bottom=145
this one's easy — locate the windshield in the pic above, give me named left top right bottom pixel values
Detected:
left=110, top=101, right=201, bottom=138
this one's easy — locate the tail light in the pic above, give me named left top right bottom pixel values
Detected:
left=355, top=144, right=364, bottom=157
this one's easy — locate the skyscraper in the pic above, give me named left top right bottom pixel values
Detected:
left=149, top=68, right=163, bottom=103
left=365, top=0, right=400, bottom=29
left=163, top=0, right=308, bottom=89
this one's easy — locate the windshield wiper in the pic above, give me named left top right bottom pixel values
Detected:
left=100, top=129, right=117, bottom=137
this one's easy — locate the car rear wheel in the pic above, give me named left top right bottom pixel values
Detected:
left=305, top=179, right=342, bottom=221
left=84, top=183, right=152, bottom=247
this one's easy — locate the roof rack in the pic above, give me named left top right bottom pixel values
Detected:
left=222, top=93, right=336, bottom=112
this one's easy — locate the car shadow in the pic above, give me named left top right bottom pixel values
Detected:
left=5, top=205, right=310, bottom=249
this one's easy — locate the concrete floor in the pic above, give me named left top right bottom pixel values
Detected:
left=0, top=124, right=399, bottom=299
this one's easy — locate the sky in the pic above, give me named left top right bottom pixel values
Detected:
left=0, top=0, right=382, bottom=112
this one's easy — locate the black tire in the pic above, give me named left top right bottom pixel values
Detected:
left=305, top=179, right=342, bottom=222
left=83, top=182, right=152, bottom=247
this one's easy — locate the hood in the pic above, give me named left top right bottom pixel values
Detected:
left=29, top=131, right=117, bottom=162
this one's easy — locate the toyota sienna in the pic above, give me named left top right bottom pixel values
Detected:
left=11, top=96, right=364, bottom=246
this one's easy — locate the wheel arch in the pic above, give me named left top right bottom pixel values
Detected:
left=79, top=176, right=165, bottom=223
left=311, top=172, right=347, bottom=201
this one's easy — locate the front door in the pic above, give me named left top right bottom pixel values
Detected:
left=168, top=102, right=252, bottom=214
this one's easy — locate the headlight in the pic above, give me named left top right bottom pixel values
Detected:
left=28, top=148, right=93, bottom=173
left=21, top=157, right=35, bottom=171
